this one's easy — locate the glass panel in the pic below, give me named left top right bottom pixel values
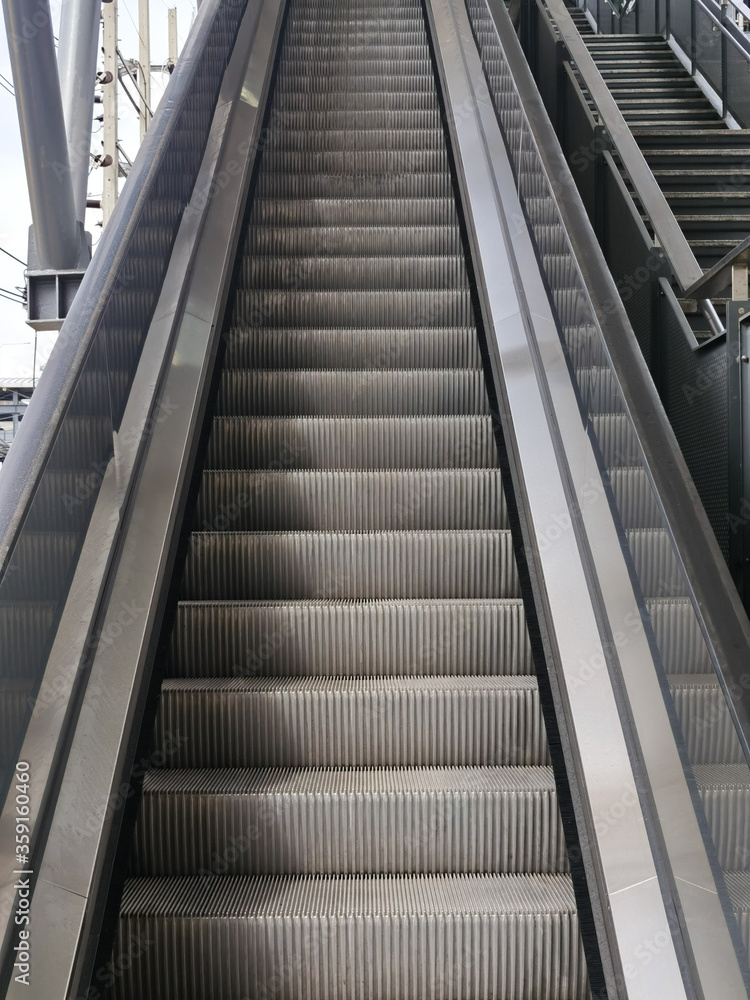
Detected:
left=671, top=0, right=693, bottom=52
left=695, top=4, right=724, bottom=93
left=727, top=35, right=750, bottom=126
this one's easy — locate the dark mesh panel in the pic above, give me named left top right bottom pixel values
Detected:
left=694, top=6, right=723, bottom=95
left=661, top=285, right=729, bottom=559
left=670, top=0, right=692, bottom=53
left=562, top=69, right=597, bottom=225
left=727, top=39, right=750, bottom=128
left=602, top=159, right=655, bottom=370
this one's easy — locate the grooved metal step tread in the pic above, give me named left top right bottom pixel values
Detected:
left=205, top=415, right=499, bottom=469
left=244, top=224, right=462, bottom=257
left=249, top=196, right=458, bottom=226
left=275, top=93, right=440, bottom=113
left=115, top=874, right=585, bottom=939
left=115, top=874, right=587, bottom=1000
left=131, top=767, right=567, bottom=875
left=645, top=599, right=712, bottom=674
left=695, top=764, right=750, bottom=788
left=222, top=326, right=482, bottom=369
left=669, top=674, right=745, bottom=765
left=195, top=469, right=507, bottom=530
left=238, top=255, right=468, bottom=290
left=260, top=148, right=449, bottom=172
left=232, top=289, right=474, bottom=328
left=167, top=598, right=533, bottom=678
left=119, top=872, right=579, bottom=915
left=215, top=369, right=489, bottom=416
left=155, top=675, right=547, bottom=767
left=181, top=529, right=519, bottom=600
left=255, top=173, right=455, bottom=199
left=141, top=764, right=556, bottom=795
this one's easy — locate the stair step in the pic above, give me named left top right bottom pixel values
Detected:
left=259, top=148, right=449, bottom=175
left=215, top=369, right=488, bottom=416
left=250, top=197, right=458, bottom=227
left=645, top=599, right=712, bottom=674
left=131, top=765, right=567, bottom=875
left=181, top=530, right=519, bottom=600
left=167, top=599, right=533, bottom=678
left=609, top=467, right=662, bottom=528
left=195, top=469, right=507, bottom=530
left=274, top=90, right=439, bottom=110
left=205, top=415, right=499, bottom=469
left=590, top=413, right=640, bottom=466
left=255, top=172, right=455, bottom=199
left=222, top=327, right=482, bottom=369
left=154, top=675, right=547, bottom=767
left=669, top=675, right=745, bottom=764
left=624, top=528, right=686, bottom=598
left=238, top=255, right=469, bottom=290
left=243, top=223, right=462, bottom=257
left=232, top=288, right=473, bottom=327
left=694, top=764, right=750, bottom=871
left=114, top=874, right=588, bottom=1000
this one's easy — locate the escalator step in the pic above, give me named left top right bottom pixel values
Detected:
left=250, top=196, right=458, bottom=226
left=195, top=469, right=507, bottom=530
left=131, top=765, right=567, bottom=875
left=154, top=675, right=548, bottom=767
left=222, top=326, right=482, bottom=369
left=180, top=529, right=519, bottom=599
left=215, top=370, right=488, bottom=415
left=694, top=764, right=750, bottom=871
left=115, top=874, right=588, bottom=1000
left=669, top=675, right=745, bottom=765
left=205, top=415, right=499, bottom=469
left=167, top=599, right=533, bottom=678
left=243, top=222, right=461, bottom=256
left=238, top=255, right=469, bottom=290
left=232, top=289, right=473, bottom=327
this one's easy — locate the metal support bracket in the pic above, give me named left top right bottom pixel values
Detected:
left=25, top=224, right=91, bottom=331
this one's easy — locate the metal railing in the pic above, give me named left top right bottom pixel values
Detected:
left=580, top=0, right=750, bottom=128
left=544, top=0, right=724, bottom=335
left=522, top=0, right=750, bottom=601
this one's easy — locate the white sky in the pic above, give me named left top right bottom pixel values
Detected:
left=0, top=0, right=197, bottom=382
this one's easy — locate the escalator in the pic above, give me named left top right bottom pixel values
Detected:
left=4, top=0, right=750, bottom=997
left=109, top=0, right=590, bottom=994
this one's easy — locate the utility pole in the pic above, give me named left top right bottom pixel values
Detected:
left=167, top=8, right=178, bottom=71
left=138, top=0, right=151, bottom=142
left=58, top=0, right=102, bottom=224
left=102, top=0, right=118, bottom=225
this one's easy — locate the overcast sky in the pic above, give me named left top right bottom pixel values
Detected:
left=0, top=0, right=196, bottom=383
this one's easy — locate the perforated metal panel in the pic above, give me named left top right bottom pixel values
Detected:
left=602, top=157, right=656, bottom=370
left=660, top=282, right=729, bottom=559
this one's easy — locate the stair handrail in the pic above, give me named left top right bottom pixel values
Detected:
left=685, top=232, right=750, bottom=299
left=542, top=0, right=725, bottom=335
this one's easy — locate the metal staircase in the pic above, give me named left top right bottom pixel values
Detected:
left=109, top=0, right=590, bottom=995
left=573, top=23, right=750, bottom=322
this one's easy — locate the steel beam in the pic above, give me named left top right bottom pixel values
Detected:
left=58, top=0, right=101, bottom=223
left=2, top=0, right=81, bottom=269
